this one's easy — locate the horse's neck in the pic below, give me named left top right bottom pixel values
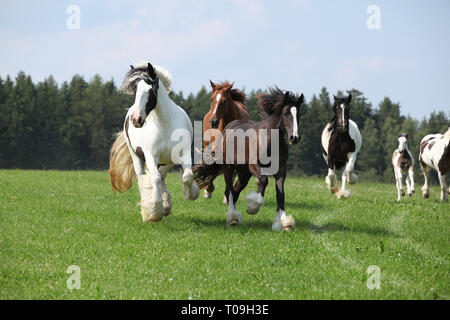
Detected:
left=260, top=111, right=285, bottom=142
left=223, top=100, right=239, bottom=122
left=151, top=86, right=176, bottom=121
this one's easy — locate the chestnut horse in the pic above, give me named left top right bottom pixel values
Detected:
left=202, top=81, right=250, bottom=200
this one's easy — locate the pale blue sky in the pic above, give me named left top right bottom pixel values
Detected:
left=1, top=0, right=449, bottom=119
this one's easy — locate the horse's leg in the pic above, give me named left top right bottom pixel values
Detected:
left=159, top=164, right=174, bottom=216
left=222, top=171, right=237, bottom=205
left=140, top=153, right=164, bottom=222
left=421, top=164, right=430, bottom=198
left=272, top=168, right=295, bottom=231
left=224, top=166, right=242, bottom=226
left=180, top=154, right=200, bottom=201
left=405, top=169, right=412, bottom=197
left=438, top=172, right=448, bottom=202
left=245, top=164, right=267, bottom=214
left=408, top=167, right=415, bottom=195
left=395, top=168, right=404, bottom=202
left=203, top=182, right=214, bottom=199
left=325, top=163, right=338, bottom=194
left=232, top=169, right=251, bottom=210
left=337, top=153, right=356, bottom=199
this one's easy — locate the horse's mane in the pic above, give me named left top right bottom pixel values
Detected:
left=328, top=115, right=338, bottom=132
left=213, top=82, right=246, bottom=105
left=121, top=62, right=172, bottom=95
left=257, top=86, right=295, bottom=119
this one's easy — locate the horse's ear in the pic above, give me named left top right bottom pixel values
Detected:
left=283, top=91, right=290, bottom=104
left=130, top=65, right=134, bottom=70
left=210, top=80, right=216, bottom=89
left=226, top=82, right=234, bottom=92
left=298, top=93, right=304, bottom=104
left=147, top=63, right=156, bottom=78
left=346, top=93, right=352, bottom=103
left=333, top=94, right=337, bottom=100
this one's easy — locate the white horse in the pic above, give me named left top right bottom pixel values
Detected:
left=109, top=62, right=199, bottom=222
left=321, top=94, right=362, bottom=199
left=419, top=127, right=450, bottom=202
left=392, top=133, right=415, bottom=201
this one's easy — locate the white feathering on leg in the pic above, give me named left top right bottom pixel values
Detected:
left=245, top=192, right=264, bottom=214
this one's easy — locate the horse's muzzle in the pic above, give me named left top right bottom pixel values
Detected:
left=132, top=116, right=144, bottom=128
left=210, top=119, right=220, bottom=129
left=289, top=135, right=300, bottom=145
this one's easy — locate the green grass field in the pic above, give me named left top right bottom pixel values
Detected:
left=0, top=169, right=448, bottom=299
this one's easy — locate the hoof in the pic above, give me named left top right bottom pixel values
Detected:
left=329, top=185, right=339, bottom=194
left=141, top=201, right=164, bottom=222
left=349, top=173, right=358, bottom=185
left=162, top=192, right=171, bottom=216
left=423, top=193, right=429, bottom=199
left=412, top=190, right=415, bottom=194
left=283, top=225, right=293, bottom=231
left=227, top=219, right=240, bottom=226
left=401, top=190, right=405, bottom=197
left=408, top=193, right=413, bottom=197
left=336, top=189, right=350, bottom=199
left=203, top=189, right=212, bottom=199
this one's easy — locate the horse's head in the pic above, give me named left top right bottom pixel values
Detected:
left=129, top=63, right=159, bottom=128
left=397, top=133, right=408, bottom=152
left=333, top=94, right=352, bottom=133
left=209, top=80, right=234, bottom=129
left=280, top=92, right=304, bottom=145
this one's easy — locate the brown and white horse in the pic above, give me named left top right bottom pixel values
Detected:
left=392, top=133, right=415, bottom=201
left=321, top=94, right=362, bottom=199
left=419, top=127, right=450, bottom=202
left=201, top=81, right=250, bottom=200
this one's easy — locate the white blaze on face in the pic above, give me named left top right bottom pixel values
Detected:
left=340, top=104, right=345, bottom=124
left=290, top=107, right=298, bottom=138
left=213, top=93, right=221, bottom=115
left=398, top=136, right=407, bottom=151
left=132, top=80, right=151, bottom=122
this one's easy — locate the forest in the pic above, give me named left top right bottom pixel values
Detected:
left=0, top=72, right=448, bottom=183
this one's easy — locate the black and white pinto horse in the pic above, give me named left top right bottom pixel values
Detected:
left=419, top=127, right=450, bottom=202
left=109, top=62, right=199, bottom=223
left=392, top=133, right=415, bottom=201
left=321, top=94, right=362, bottom=199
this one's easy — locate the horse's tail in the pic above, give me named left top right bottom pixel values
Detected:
left=109, top=131, right=136, bottom=192
left=192, top=162, right=224, bottom=189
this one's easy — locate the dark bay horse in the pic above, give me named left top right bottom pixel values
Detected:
left=321, top=94, right=362, bottom=199
left=202, top=81, right=250, bottom=200
left=194, top=87, right=304, bottom=231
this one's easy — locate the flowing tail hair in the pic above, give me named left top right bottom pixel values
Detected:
left=192, top=162, right=224, bottom=189
left=109, top=131, right=136, bottom=192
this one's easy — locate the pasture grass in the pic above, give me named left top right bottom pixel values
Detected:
left=0, top=169, right=448, bottom=299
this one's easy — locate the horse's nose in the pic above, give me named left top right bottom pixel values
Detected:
left=289, top=135, right=300, bottom=144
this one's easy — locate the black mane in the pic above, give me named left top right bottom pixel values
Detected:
left=258, top=86, right=301, bottom=119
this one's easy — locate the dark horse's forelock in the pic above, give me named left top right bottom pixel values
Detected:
left=257, top=86, right=298, bottom=119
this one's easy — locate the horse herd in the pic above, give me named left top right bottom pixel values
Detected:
left=109, top=62, right=450, bottom=232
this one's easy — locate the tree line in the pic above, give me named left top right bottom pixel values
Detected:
left=0, top=72, right=448, bottom=183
